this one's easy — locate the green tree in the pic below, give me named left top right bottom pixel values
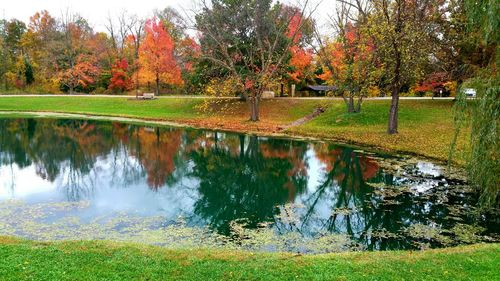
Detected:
left=195, top=0, right=311, bottom=121
left=23, top=56, right=35, bottom=85
left=5, top=19, right=26, bottom=57
left=451, top=0, right=499, bottom=208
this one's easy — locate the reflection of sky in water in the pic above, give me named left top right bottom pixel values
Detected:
left=416, top=162, right=441, bottom=177
left=0, top=149, right=201, bottom=223
left=0, top=164, right=59, bottom=201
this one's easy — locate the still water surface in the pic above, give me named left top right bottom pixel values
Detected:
left=0, top=118, right=498, bottom=253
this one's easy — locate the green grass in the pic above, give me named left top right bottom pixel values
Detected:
left=0, top=97, right=203, bottom=119
left=0, top=96, right=323, bottom=123
left=0, top=237, right=498, bottom=281
left=0, top=96, right=462, bottom=161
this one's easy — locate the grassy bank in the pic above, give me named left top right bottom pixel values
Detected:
left=289, top=99, right=467, bottom=161
left=0, top=96, right=463, bottom=161
left=0, top=237, right=497, bottom=280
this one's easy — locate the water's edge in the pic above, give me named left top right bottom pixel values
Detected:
left=0, top=110, right=455, bottom=165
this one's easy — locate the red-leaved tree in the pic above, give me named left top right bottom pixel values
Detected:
left=109, top=58, right=132, bottom=92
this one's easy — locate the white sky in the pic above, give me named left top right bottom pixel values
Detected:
left=1, top=0, right=336, bottom=33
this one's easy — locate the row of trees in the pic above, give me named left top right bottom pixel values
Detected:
left=0, top=0, right=496, bottom=132
left=0, top=8, right=195, bottom=96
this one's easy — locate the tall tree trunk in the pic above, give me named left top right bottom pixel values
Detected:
left=155, top=74, right=160, bottom=96
left=388, top=53, right=401, bottom=134
left=348, top=95, right=355, bottom=113
left=135, top=67, right=140, bottom=99
left=388, top=86, right=399, bottom=134
left=249, top=90, right=260, bottom=121
left=355, top=95, right=364, bottom=113
left=388, top=1, right=403, bottom=135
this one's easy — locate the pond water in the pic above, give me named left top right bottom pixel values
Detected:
left=0, top=118, right=498, bottom=253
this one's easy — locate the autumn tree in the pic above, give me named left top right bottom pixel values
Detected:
left=317, top=22, right=377, bottom=113
left=20, top=10, right=59, bottom=89
left=366, top=0, right=444, bottom=134
left=285, top=7, right=315, bottom=89
left=108, top=58, right=132, bottom=92
left=55, top=12, right=97, bottom=93
left=156, top=7, right=201, bottom=94
left=312, top=0, right=375, bottom=113
left=154, top=7, right=187, bottom=42
left=104, top=12, right=146, bottom=96
left=105, top=11, right=136, bottom=58
left=127, top=17, right=146, bottom=98
left=58, top=54, right=100, bottom=94
left=195, top=0, right=312, bottom=121
left=287, top=46, right=313, bottom=85
left=0, top=19, right=26, bottom=89
left=138, top=18, right=182, bottom=95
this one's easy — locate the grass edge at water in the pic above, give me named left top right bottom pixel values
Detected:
left=0, top=236, right=498, bottom=280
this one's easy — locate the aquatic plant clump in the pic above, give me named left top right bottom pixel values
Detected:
left=0, top=201, right=359, bottom=253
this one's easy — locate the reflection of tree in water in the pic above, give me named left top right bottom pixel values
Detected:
left=296, top=143, right=485, bottom=250
left=0, top=119, right=116, bottom=200
left=280, top=144, right=379, bottom=237
left=120, top=126, right=182, bottom=190
left=0, top=119, right=187, bottom=197
left=0, top=119, right=35, bottom=169
left=300, top=143, right=419, bottom=249
left=188, top=133, right=309, bottom=234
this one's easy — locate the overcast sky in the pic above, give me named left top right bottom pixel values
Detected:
left=2, top=0, right=336, bottom=33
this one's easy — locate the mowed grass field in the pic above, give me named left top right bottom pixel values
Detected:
left=0, top=237, right=498, bottom=281
left=0, top=96, right=465, bottom=161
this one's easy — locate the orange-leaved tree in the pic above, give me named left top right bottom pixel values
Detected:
left=288, top=46, right=314, bottom=84
left=286, top=11, right=314, bottom=85
left=138, top=18, right=182, bottom=95
left=317, top=23, right=378, bottom=113
left=58, top=54, right=100, bottom=94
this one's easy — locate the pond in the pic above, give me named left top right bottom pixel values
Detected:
left=0, top=118, right=498, bottom=253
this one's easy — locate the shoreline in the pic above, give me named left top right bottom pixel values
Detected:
left=0, top=110, right=455, bottom=165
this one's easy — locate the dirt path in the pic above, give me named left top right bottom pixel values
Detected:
left=0, top=111, right=186, bottom=128
left=279, top=107, right=326, bottom=130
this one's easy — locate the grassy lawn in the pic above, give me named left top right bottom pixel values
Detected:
left=0, top=237, right=498, bottom=281
left=0, top=96, right=464, bottom=161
